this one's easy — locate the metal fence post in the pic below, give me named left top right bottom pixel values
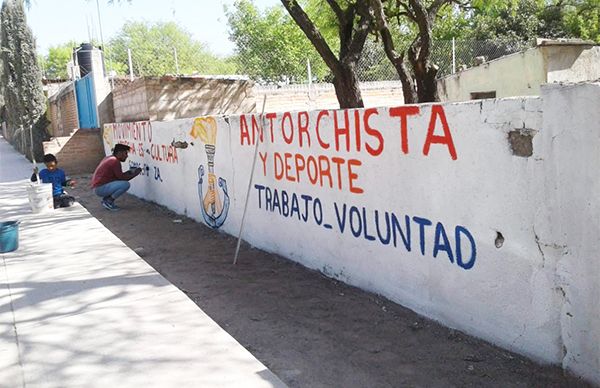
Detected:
left=307, top=59, right=314, bottom=100
left=173, top=47, right=180, bottom=75
left=452, top=37, right=456, bottom=74
left=127, top=48, right=134, bottom=81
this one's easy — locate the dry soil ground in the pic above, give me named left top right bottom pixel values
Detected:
left=71, top=175, right=589, bottom=388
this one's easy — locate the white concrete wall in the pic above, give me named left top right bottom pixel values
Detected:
left=544, top=45, right=600, bottom=84
left=537, top=82, right=600, bottom=384
left=90, top=49, right=112, bottom=127
left=439, top=45, right=600, bottom=103
left=102, top=82, right=600, bottom=385
left=439, top=48, right=547, bottom=102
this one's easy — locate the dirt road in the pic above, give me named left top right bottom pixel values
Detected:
left=71, top=176, right=588, bottom=388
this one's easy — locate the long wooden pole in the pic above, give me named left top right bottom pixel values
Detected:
left=233, top=95, right=267, bottom=265
left=29, top=124, right=39, bottom=182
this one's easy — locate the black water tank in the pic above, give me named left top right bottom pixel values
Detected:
left=75, top=43, right=94, bottom=77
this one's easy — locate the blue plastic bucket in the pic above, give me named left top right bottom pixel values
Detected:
left=0, top=221, right=20, bottom=253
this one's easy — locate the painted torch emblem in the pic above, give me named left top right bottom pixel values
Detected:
left=190, top=117, right=230, bottom=229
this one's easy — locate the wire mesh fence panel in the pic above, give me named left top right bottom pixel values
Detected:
left=111, top=39, right=533, bottom=85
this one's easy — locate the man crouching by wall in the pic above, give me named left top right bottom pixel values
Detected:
left=91, top=143, right=142, bottom=211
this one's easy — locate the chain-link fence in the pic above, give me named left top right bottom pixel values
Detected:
left=107, top=39, right=534, bottom=86
left=352, top=39, right=533, bottom=82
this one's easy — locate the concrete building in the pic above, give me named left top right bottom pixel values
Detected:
left=438, top=39, right=600, bottom=102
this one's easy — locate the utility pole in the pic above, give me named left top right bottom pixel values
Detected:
left=95, top=0, right=114, bottom=89
left=95, top=0, right=105, bottom=50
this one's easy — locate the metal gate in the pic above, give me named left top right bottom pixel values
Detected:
left=75, top=73, right=98, bottom=128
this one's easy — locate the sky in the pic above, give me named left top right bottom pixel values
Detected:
left=25, top=0, right=280, bottom=56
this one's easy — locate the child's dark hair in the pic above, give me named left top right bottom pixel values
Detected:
left=113, top=144, right=130, bottom=155
left=43, top=154, right=57, bottom=164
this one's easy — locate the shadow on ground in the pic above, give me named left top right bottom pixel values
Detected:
left=71, top=175, right=590, bottom=388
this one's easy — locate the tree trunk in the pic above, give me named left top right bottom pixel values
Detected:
left=395, top=59, right=417, bottom=104
left=280, top=0, right=367, bottom=109
left=332, top=63, right=364, bottom=109
left=413, top=61, right=439, bottom=102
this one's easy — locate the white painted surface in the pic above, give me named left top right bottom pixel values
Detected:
left=439, top=48, right=546, bottom=101
left=0, top=137, right=286, bottom=387
left=545, top=46, right=600, bottom=84
left=439, top=44, right=600, bottom=102
left=539, top=82, right=600, bottom=384
left=102, top=82, right=600, bottom=385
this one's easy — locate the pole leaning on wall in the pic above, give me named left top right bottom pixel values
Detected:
left=233, top=94, right=267, bottom=265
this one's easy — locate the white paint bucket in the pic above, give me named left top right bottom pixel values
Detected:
left=26, top=183, right=54, bottom=213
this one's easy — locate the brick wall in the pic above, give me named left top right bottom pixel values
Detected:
left=112, top=77, right=405, bottom=123
left=48, top=83, right=79, bottom=137
left=112, top=76, right=256, bottom=123
left=43, top=128, right=105, bottom=175
left=255, top=81, right=405, bottom=113
left=112, top=78, right=150, bottom=123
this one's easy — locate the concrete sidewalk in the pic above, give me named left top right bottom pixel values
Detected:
left=0, top=135, right=35, bottom=183
left=0, top=137, right=285, bottom=387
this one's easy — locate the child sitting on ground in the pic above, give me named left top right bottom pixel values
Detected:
left=31, top=154, right=76, bottom=208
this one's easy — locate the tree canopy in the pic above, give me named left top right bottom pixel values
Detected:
left=460, top=0, right=599, bottom=43
left=39, top=41, right=78, bottom=79
left=108, top=21, right=236, bottom=77
left=226, top=0, right=331, bottom=83
left=279, top=0, right=376, bottom=108
left=30, top=0, right=600, bottom=109
left=271, top=0, right=600, bottom=105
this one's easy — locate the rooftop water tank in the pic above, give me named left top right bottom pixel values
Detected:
left=74, top=43, right=94, bottom=77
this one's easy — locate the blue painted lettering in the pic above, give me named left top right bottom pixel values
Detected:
left=412, top=216, right=432, bottom=256
left=375, top=210, right=391, bottom=245
left=456, top=226, right=477, bottom=270
left=433, top=222, right=454, bottom=263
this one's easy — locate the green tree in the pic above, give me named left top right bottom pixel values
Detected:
left=226, top=0, right=330, bottom=83
left=277, top=0, right=468, bottom=104
left=108, top=21, right=235, bottom=77
left=370, top=0, right=463, bottom=103
left=467, top=0, right=600, bottom=43
left=0, top=0, right=48, bottom=159
left=468, top=0, right=548, bottom=44
left=539, top=0, right=600, bottom=41
left=562, top=0, right=600, bottom=41
left=39, top=41, right=78, bottom=79
left=280, top=0, right=372, bottom=108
